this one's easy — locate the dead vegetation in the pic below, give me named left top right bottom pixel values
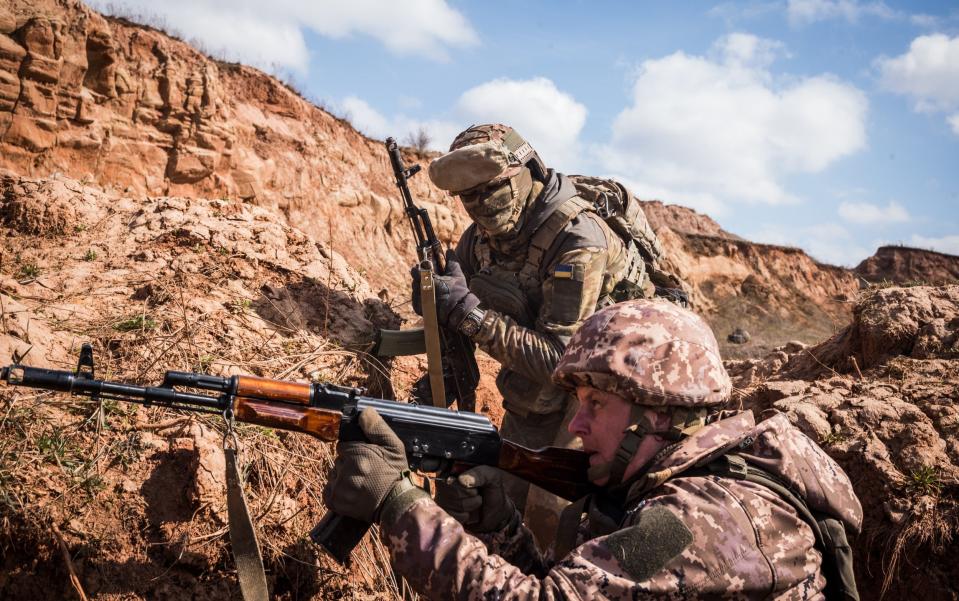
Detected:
left=0, top=173, right=406, bottom=599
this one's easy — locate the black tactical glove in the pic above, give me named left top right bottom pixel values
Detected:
left=409, top=250, right=480, bottom=330
left=410, top=372, right=457, bottom=408
left=434, top=465, right=515, bottom=533
left=323, top=408, right=412, bottom=523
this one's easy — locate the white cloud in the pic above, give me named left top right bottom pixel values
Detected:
left=339, top=77, right=589, bottom=173
left=751, top=222, right=873, bottom=266
left=597, top=33, right=867, bottom=212
left=837, top=201, right=910, bottom=224
left=335, top=96, right=460, bottom=151
left=712, top=31, right=786, bottom=68
left=86, top=0, right=478, bottom=72
left=339, top=96, right=392, bottom=138
left=877, top=34, right=959, bottom=135
left=786, top=0, right=897, bottom=26
left=909, top=234, right=959, bottom=255
left=454, top=78, right=588, bottom=173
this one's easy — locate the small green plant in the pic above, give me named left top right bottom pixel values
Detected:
left=908, top=465, right=942, bottom=496
left=83, top=249, right=98, bottom=261
left=114, top=315, right=158, bottom=332
left=77, top=473, right=106, bottom=497
left=229, top=298, right=252, bottom=314
left=74, top=224, right=87, bottom=233
left=113, top=431, right=144, bottom=469
left=37, top=429, right=77, bottom=468
left=820, top=430, right=849, bottom=446
left=196, top=355, right=215, bottom=371
left=217, top=246, right=230, bottom=256
left=18, top=263, right=40, bottom=279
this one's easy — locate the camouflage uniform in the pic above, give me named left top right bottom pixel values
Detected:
left=429, top=124, right=640, bottom=546
left=377, top=301, right=863, bottom=599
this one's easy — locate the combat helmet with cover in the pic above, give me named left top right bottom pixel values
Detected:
left=553, top=299, right=730, bottom=485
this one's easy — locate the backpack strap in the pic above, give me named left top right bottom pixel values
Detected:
left=683, top=454, right=859, bottom=601
left=518, top=195, right=593, bottom=289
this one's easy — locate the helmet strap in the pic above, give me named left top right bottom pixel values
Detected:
left=588, top=406, right=715, bottom=488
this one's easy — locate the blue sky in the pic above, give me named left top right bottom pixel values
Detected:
left=89, top=0, right=959, bottom=267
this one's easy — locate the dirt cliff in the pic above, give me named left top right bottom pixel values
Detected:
left=855, top=245, right=959, bottom=286
left=0, top=0, right=467, bottom=301
left=648, top=222, right=860, bottom=359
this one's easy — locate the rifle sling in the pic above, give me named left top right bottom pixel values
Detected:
left=419, top=267, right=447, bottom=407
left=225, top=447, right=269, bottom=601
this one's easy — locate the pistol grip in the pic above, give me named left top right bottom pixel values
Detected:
left=309, top=512, right=371, bottom=566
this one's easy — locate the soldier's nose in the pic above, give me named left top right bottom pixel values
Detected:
left=568, top=408, right=590, bottom=437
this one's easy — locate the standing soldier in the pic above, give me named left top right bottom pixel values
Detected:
left=324, top=299, right=863, bottom=599
left=411, top=123, right=681, bottom=548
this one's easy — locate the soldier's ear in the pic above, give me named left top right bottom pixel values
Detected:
left=601, top=506, right=692, bottom=582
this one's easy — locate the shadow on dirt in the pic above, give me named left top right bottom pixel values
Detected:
left=253, top=278, right=401, bottom=399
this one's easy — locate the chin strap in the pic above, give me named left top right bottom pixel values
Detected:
left=588, top=406, right=716, bottom=488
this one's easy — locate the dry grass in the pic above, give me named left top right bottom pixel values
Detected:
left=880, top=495, right=959, bottom=599
left=0, top=267, right=408, bottom=599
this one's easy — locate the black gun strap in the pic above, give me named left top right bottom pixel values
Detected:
left=225, top=447, right=270, bottom=601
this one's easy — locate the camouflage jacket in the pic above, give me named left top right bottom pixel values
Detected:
left=456, top=170, right=632, bottom=417
left=381, top=411, right=863, bottom=600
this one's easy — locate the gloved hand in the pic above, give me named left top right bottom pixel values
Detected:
left=434, top=465, right=515, bottom=533
left=411, top=372, right=456, bottom=408
left=323, top=408, right=410, bottom=523
left=409, top=250, right=480, bottom=330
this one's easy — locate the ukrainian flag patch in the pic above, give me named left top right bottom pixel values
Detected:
left=554, top=264, right=574, bottom=279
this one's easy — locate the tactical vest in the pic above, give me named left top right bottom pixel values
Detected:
left=520, top=175, right=684, bottom=305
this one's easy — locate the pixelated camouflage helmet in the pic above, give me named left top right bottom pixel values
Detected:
left=427, top=124, right=547, bottom=194
left=553, top=299, right=731, bottom=407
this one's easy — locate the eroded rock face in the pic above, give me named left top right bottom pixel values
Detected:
left=856, top=245, right=959, bottom=286
left=731, top=286, right=959, bottom=601
left=0, top=0, right=467, bottom=298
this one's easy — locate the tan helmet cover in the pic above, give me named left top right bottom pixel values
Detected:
left=553, top=300, right=731, bottom=407
left=428, top=141, right=517, bottom=193
left=428, top=123, right=537, bottom=194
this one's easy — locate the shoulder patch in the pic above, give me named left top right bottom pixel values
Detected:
left=553, top=263, right=574, bottom=279
left=601, top=505, right=692, bottom=582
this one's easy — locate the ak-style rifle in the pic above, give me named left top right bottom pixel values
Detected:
left=376, top=138, right=480, bottom=411
left=0, top=346, right=591, bottom=565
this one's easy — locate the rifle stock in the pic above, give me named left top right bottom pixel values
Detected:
left=1, top=346, right=592, bottom=565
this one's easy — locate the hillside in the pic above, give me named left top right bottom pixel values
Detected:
left=856, top=245, right=959, bottom=286
left=0, top=1, right=957, bottom=600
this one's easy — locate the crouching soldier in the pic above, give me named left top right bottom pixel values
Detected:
left=324, top=299, right=863, bottom=599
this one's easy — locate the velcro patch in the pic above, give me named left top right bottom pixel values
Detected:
left=553, top=264, right=574, bottom=279
left=602, top=506, right=692, bottom=582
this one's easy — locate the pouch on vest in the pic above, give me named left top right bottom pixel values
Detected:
left=496, top=369, right=568, bottom=417
left=469, top=271, right=534, bottom=327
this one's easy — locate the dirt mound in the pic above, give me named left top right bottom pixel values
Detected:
left=0, top=172, right=404, bottom=599
left=856, top=245, right=959, bottom=286
left=776, top=285, right=959, bottom=379
left=730, top=286, right=959, bottom=600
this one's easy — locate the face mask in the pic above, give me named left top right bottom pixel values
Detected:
left=460, top=168, right=534, bottom=237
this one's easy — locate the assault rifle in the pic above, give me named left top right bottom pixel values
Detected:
left=0, top=346, right=591, bottom=565
left=375, top=138, right=480, bottom=411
